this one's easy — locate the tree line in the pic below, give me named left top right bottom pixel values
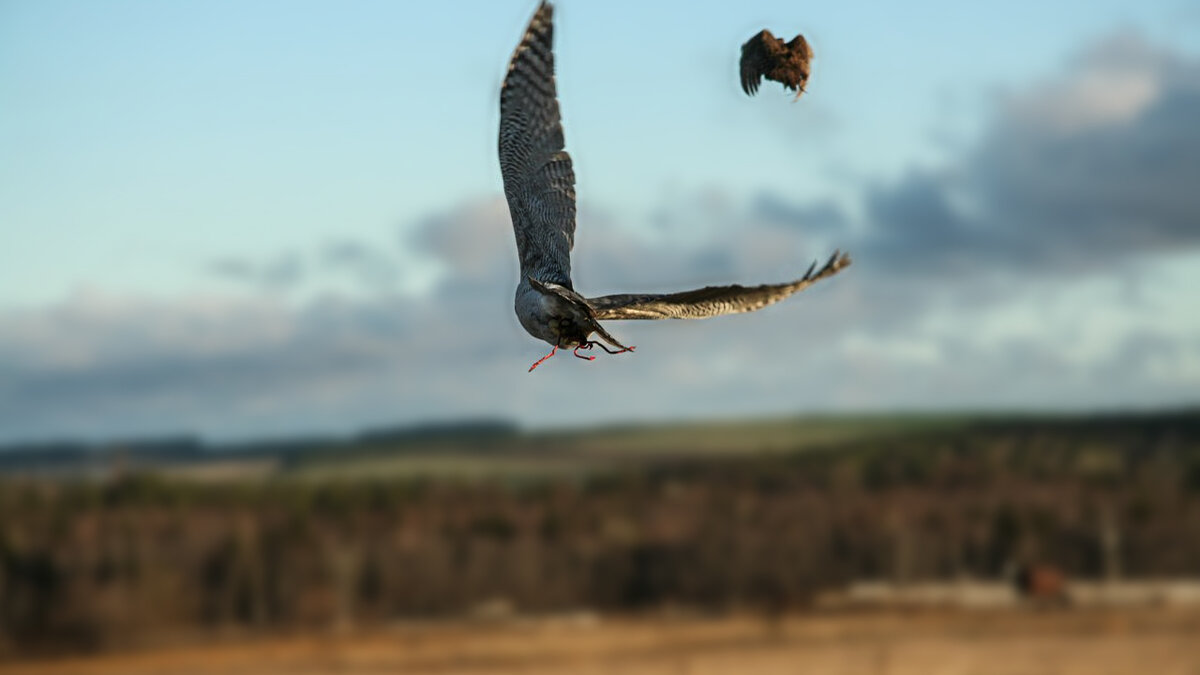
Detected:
left=1, top=412, right=1198, bottom=657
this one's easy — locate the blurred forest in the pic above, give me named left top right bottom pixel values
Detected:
left=2, top=411, right=1199, bottom=659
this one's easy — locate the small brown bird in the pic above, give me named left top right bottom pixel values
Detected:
left=740, top=29, right=813, bottom=100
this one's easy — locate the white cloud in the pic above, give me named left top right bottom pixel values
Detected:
left=1005, top=31, right=1166, bottom=133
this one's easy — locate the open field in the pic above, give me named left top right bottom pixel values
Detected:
left=4, top=411, right=1194, bottom=483
left=3, top=410, right=1199, bottom=668
left=5, top=609, right=1200, bottom=675
left=3, top=410, right=1199, bottom=660
left=0, top=413, right=976, bottom=482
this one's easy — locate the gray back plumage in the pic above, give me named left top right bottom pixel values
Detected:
left=499, top=2, right=577, bottom=288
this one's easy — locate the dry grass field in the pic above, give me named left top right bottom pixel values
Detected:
left=5, top=609, right=1200, bottom=675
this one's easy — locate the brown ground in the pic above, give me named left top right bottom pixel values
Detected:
left=4, top=609, right=1200, bottom=675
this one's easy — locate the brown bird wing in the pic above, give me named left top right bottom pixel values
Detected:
left=783, top=34, right=814, bottom=98
left=739, top=30, right=776, bottom=96
left=499, top=2, right=577, bottom=286
left=789, top=34, right=813, bottom=61
left=587, top=251, right=850, bottom=320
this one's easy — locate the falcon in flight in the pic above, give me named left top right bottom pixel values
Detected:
left=500, top=3, right=849, bottom=372
left=740, top=29, right=814, bottom=99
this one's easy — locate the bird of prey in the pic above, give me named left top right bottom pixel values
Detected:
left=740, top=29, right=813, bottom=99
left=500, top=3, right=849, bottom=372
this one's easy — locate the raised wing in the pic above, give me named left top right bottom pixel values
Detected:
left=499, top=1, right=577, bottom=287
left=790, top=34, right=814, bottom=62
left=739, top=29, right=775, bottom=96
left=587, top=251, right=850, bottom=320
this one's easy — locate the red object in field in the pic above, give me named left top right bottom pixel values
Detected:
left=1015, top=564, right=1067, bottom=601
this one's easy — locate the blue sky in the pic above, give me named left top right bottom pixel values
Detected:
left=1, top=1, right=1199, bottom=442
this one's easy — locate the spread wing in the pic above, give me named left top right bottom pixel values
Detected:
left=739, top=30, right=774, bottom=96
left=790, top=34, right=814, bottom=62
left=499, top=1, right=577, bottom=286
left=587, top=251, right=850, bottom=320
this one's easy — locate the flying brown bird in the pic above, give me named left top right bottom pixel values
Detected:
left=500, top=3, right=849, bottom=372
left=740, top=29, right=813, bottom=99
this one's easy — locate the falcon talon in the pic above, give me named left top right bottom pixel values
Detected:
left=586, top=341, right=635, bottom=355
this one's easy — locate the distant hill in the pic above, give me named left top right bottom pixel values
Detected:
left=1, top=409, right=1197, bottom=481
